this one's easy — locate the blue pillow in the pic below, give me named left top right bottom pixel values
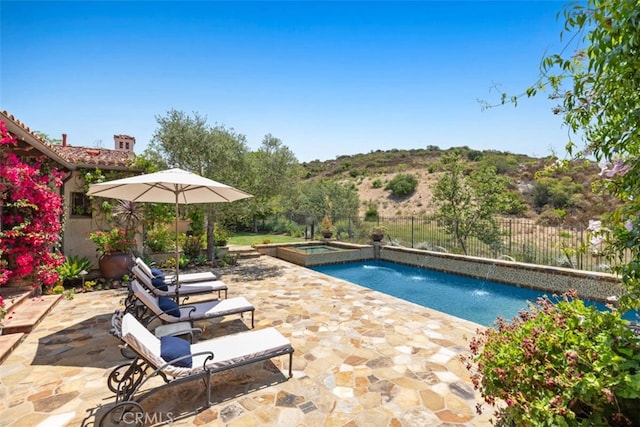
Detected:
left=150, top=268, right=165, bottom=280
left=151, top=276, right=168, bottom=292
left=158, top=296, right=180, bottom=317
left=160, top=335, right=192, bottom=368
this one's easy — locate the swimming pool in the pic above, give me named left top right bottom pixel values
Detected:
left=312, top=260, right=636, bottom=326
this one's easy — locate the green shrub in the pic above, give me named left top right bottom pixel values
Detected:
left=145, top=226, right=175, bottom=252
left=371, top=178, right=383, bottom=189
left=57, top=255, right=93, bottom=282
left=466, top=290, right=640, bottom=426
left=385, top=173, right=418, bottom=196
left=364, top=204, right=379, bottom=221
left=214, top=225, right=229, bottom=246
left=182, top=236, right=203, bottom=259
left=537, top=208, right=564, bottom=226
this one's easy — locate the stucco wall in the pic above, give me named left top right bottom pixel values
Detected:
left=62, top=171, right=99, bottom=266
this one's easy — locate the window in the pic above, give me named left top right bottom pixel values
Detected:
left=71, top=192, right=91, bottom=216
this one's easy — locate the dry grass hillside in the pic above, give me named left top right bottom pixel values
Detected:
left=354, top=170, right=441, bottom=217
left=301, top=146, right=618, bottom=225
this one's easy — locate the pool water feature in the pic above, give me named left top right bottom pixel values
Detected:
left=293, top=245, right=343, bottom=253
left=312, top=260, right=637, bottom=326
left=275, top=242, right=372, bottom=267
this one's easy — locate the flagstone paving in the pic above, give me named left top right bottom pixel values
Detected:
left=0, top=256, right=494, bottom=426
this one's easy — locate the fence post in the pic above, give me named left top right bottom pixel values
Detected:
left=411, top=217, right=415, bottom=248
left=509, top=219, right=512, bottom=253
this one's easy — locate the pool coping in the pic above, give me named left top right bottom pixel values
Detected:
left=257, top=241, right=625, bottom=302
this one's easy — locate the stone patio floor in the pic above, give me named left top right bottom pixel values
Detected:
left=0, top=255, right=495, bottom=426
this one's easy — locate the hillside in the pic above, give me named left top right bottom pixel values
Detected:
left=301, top=146, right=617, bottom=226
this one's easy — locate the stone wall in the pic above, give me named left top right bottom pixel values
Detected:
left=259, top=241, right=624, bottom=302
left=378, top=245, right=624, bottom=302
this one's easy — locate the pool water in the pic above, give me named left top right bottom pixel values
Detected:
left=312, top=260, right=637, bottom=326
left=293, top=246, right=343, bottom=253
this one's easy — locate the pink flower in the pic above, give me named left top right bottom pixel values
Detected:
left=599, top=159, right=631, bottom=178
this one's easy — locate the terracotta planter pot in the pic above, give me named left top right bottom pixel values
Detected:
left=321, top=230, right=333, bottom=239
left=371, top=232, right=384, bottom=242
left=98, top=252, right=134, bottom=280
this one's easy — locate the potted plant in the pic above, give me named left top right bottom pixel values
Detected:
left=320, top=216, right=334, bottom=239
left=370, top=225, right=387, bottom=242
left=145, top=225, right=177, bottom=265
left=89, top=228, right=136, bottom=279
left=213, top=225, right=229, bottom=258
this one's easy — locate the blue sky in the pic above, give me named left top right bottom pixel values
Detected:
left=1, top=1, right=571, bottom=162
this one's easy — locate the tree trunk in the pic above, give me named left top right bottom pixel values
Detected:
left=206, top=208, right=215, bottom=261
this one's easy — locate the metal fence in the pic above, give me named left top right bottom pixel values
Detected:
left=261, top=215, right=623, bottom=273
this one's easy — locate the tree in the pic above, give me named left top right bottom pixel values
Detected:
left=432, top=152, right=511, bottom=255
left=244, top=134, right=300, bottom=231
left=469, top=3, right=640, bottom=424
left=513, top=0, right=640, bottom=312
left=150, top=110, right=251, bottom=259
left=292, top=179, right=359, bottom=226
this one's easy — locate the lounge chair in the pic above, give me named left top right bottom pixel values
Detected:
left=135, top=257, right=217, bottom=284
left=127, top=280, right=255, bottom=328
left=131, top=265, right=228, bottom=300
left=104, top=312, right=293, bottom=425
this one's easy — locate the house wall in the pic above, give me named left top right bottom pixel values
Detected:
left=62, top=170, right=99, bottom=267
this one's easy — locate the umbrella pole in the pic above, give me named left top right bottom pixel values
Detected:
left=175, top=193, right=180, bottom=301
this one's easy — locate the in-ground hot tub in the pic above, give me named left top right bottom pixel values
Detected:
left=264, top=242, right=373, bottom=267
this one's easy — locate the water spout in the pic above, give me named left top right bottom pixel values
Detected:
left=497, top=254, right=515, bottom=262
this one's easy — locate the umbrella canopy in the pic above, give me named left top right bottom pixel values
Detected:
left=86, top=167, right=253, bottom=204
left=87, top=168, right=253, bottom=289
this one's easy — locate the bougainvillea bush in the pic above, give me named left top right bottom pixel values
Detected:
left=465, top=290, right=640, bottom=426
left=0, top=119, right=65, bottom=289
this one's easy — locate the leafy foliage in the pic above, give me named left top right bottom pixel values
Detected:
left=466, top=290, right=640, bottom=426
left=384, top=173, right=418, bottom=196
left=182, top=236, right=203, bottom=259
left=432, top=152, right=512, bottom=255
left=468, top=3, right=640, bottom=425
left=145, top=226, right=175, bottom=252
left=56, top=255, right=93, bottom=282
left=522, top=0, right=640, bottom=311
left=150, top=109, right=251, bottom=258
left=88, top=228, right=136, bottom=255
left=293, top=179, right=359, bottom=224
left=0, top=119, right=65, bottom=288
left=213, top=224, right=228, bottom=246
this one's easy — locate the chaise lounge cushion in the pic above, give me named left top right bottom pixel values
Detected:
left=151, top=268, right=165, bottom=279
left=151, top=276, right=168, bottom=292
left=158, top=296, right=180, bottom=317
left=160, top=335, right=193, bottom=368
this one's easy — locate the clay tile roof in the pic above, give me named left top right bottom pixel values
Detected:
left=1, top=110, right=133, bottom=170
left=50, top=145, right=133, bottom=168
left=1, top=110, right=54, bottom=148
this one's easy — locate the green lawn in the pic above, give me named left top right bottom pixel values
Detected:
left=228, top=231, right=304, bottom=247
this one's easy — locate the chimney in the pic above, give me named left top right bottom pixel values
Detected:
left=62, top=133, right=67, bottom=147
left=113, top=134, right=136, bottom=153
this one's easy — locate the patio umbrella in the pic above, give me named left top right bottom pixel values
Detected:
left=87, top=168, right=253, bottom=291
